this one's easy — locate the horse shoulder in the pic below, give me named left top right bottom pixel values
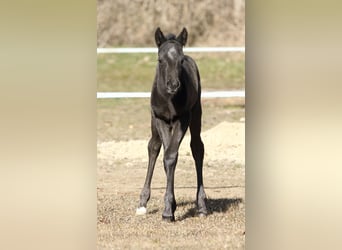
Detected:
left=182, top=56, right=200, bottom=92
left=150, top=84, right=171, bottom=121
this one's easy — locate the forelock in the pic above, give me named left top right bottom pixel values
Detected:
left=165, top=33, right=176, bottom=40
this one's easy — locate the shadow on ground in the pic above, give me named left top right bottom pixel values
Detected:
left=177, top=197, right=243, bottom=221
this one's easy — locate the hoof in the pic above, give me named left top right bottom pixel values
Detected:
left=136, top=207, right=147, bottom=215
left=198, top=212, right=207, bottom=218
left=162, top=215, right=175, bottom=222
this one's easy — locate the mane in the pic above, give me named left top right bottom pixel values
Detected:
left=162, top=33, right=183, bottom=48
left=165, top=33, right=176, bottom=40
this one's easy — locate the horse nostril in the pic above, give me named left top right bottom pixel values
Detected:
left=166, top=80, right=180, bottom=94
left=170, top=81, right=179, bottom=89
left=166, top=78, right=180, bottom=93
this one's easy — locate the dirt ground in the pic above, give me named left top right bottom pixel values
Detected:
left=97, top=99, right=245, bottom=249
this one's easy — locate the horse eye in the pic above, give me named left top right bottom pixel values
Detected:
left=181, top=58, right=185, bottom=64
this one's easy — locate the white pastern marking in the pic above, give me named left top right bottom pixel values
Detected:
left=167, top=47, right=177, bottom=60
left=136, top=207, right=147, bottom=215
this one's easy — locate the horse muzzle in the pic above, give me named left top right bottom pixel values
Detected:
left=166, top=80, right=180, bottom=94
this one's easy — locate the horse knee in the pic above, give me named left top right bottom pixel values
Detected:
left=190, top=138, right=204, bottom=154
left=190, top=135, right=203, bottom=146
left=163, top=152, right=178, bottom=167
left=148, top=138, right=161, bottom=153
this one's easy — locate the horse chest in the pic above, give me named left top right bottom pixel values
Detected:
left=152, top=102, right=181, bottom=123
left=151, top=77, right=193, bottom=123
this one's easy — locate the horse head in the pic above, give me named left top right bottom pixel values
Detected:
left=155, top=27, right=188, bottom=95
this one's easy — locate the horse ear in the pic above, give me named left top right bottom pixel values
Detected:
left=155, top=27, right=166, bottom=47
left=176, top=27, right=188, bottom=46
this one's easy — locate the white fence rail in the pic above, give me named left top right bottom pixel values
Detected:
left=97, top=47, right=245, bottom=54
left=97, top=91, right=245, bottom=99
left=97, top=47, right=245, bottom=99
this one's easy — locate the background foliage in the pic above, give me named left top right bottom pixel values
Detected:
left=97, top=0, right=245, bottom=46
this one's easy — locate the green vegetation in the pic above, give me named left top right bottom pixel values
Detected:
left=97, top=53, right=245, bottom=92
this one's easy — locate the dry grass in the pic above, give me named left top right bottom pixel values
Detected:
left=98, top=194, right=245, bottom=249
left=97, top=154, right=245, bottom=249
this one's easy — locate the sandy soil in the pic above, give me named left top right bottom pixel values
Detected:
left=97, top=121, right=245, bottom=249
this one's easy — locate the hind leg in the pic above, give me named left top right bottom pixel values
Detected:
left=137, top=116, right=161, bottom=215
left=190, top=103, right=207, bottom=216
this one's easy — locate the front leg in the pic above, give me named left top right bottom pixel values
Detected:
left=137, top=117, right=162, bottom=215
left=156, top=115, right=189, bottom=221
